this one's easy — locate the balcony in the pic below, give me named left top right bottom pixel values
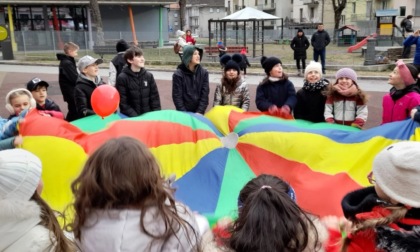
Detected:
left=303, top=0, right=319, bottom=7
left=256, top=3, right=276, bottom=11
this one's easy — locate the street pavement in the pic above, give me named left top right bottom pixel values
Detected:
left=0, top=64, right=389, bottom=129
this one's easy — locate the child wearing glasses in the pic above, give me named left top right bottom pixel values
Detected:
left=26, top=78, right=64, bottom=119
left=332, top=141, right=420, bottom=251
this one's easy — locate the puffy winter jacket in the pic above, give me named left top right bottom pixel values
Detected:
left=116, top=67, right=161, bottom=117
left=172, top=64, right=209, bottom=114
left=213, top=78, right=250, bottom=111
left=74, top=74, right=104, bottom=119
left=255, top=77, right=297, bottom=112
left=290, top=33, right=310, bottom=60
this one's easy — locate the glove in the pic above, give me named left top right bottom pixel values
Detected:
left=268, top=105, right=279, bottom=116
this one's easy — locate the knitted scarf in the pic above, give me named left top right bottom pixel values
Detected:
left=302, top=79, right=328, bottom=92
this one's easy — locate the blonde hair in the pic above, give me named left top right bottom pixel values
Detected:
left=64, top=42, right=79, bottom=54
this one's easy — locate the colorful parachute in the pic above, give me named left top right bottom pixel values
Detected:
left=19, top=107, right=420, bottom=223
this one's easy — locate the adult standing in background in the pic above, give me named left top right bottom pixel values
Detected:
left=290, top=28, right=310, bottom=76
left=403, top=29, right=420, bottom=70
left=311, top=24, right=330, bottom=75
left=401, top=15, right=414, bottom=59
left=108, top=39, right=129, bottom=86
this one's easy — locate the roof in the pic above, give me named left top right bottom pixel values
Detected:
left=338, top=25, right=359, bottom=31
left=375, top=9, right=399, bottom=17
left=222, top=6, right=280, bottom=21
left=1, top=0, right=176, bottom=4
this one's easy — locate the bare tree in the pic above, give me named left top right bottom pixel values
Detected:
left=179, top=0, right=186, bottom=30
left=332, top=0, right=347, bottom=43
left=90, top=0, right=105, bottom=46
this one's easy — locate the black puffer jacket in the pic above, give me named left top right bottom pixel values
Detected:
left=172, top=63, right=209, bottom=114
left=311, top=30, right=331, bottom=51
left=56, top=53, right=78, bottom=103
left=290, top=33, right=310, bottom=59
left=116, top=67, right=161, bottom=117
left=74, top=75, right=103, bottom=120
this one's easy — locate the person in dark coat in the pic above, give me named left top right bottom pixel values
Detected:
left=56, top=42, right=79, bottom=121
left=256, top=56, right=297, bottom=117
left=109, top=39, right=129, bottom=86
left=239, top=48, right=251, bottom=76
left=74, top=55, right=104, bottom=120
left=290, top=29, right=310, bottom=76
left=116, top=46, right=161, bottom=117
left=311, top=24, right=330, bottom=74
left=26, top=78, right=64, bottom=119
left=172, top=45, right=209, bottom=114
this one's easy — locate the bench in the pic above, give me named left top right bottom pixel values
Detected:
left=204, top=46, right=248, bottom=62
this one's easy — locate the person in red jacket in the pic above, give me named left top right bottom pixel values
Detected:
left=185, top=29, right=196, bottom=45
left=337, top=141, right=420, bottom=252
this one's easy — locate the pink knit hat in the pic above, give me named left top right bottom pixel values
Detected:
left=396, top=60, right=416, bottom=86
left=336, top=68, right=358, bottom=83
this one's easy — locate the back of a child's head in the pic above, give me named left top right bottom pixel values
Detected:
left=64, top=42, right=79, bottom=54
left=229, top=174, right=319, bottom=252
left=124, top=46, right=144, bottom=64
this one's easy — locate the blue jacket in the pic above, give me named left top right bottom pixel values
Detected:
left=403, top=36, right=420, bottom=64
left=255, top=78, right=297, bottom=111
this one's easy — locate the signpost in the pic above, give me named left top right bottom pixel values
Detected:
left=0, top=24, right=14, bottom=60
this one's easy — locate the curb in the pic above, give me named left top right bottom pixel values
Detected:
left=0, top=60, right=389, bottom=80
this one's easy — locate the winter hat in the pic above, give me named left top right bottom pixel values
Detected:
left=116, top=39, right=129, bottom=53
left=221, top=54, right=242, bottom=73
left=176, top=30, right=185, bottom=37
left=304, top=61, right=323, bottom=79
left=335, top=68, right=357, bottom=83
left=396, top=60, right=417, bottom=86
left=373, top=141, right=420, bottom=207
left=297, top=28, right=304, bottom=33
left=182, top=45, right=203, bottom=67
left=260, top=56, right=282, bottom=75
left=0, top=149, right=42, bottom=201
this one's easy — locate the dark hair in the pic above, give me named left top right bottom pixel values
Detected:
left=220, top=74, right=241, bottom=93
left=324, top=82, right=368, bottom=104
left=124, top=46, right=144, bottom=65
left=68, top=137, right=199, bottom=250
left=31, top=192, right=77, bottom=251
left=228, top=174, right=320, bottom=252
left=407, top=15, right=413, bottom=19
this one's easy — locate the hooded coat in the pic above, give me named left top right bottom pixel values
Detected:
left=116, top=66, right=161, bottom=117
left=290, top=30, right=310, bottom=60
left=172, top=46, right=209, bottom=114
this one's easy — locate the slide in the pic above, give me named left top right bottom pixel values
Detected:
left=347, top=33, right=377, bottom=53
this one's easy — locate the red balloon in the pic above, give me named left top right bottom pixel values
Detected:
left=91, top=85, right=120, bottom=118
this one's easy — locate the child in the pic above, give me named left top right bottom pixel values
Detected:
left=294, top=61, right=329, bottom=123
left=0, top=149, right=76, bottom=251
left=338, top=141, right=420, bottom=251
left=213, top=54, right=250, bottom=111
left=210, top=174, right=329, bottom=251
left=69, top=137, right=200, bottom=251
left=74, top=55, right=104, bottom=120
left=109, top=39, right=129, bottom=86
left=256, top=56, right=297, bottom=117
left=116, top=46, right=161, bottom=117
left=26, top=78, right=64, bottom=119
left=217, top=41, right=227, bottom=58
left=324, top=68, right=368, bottom=128
left=57, top=42, right=79, bottom=121
left=239, top=47, right=251, bottom=76
left=382, top=60, right=420, bottom=124
left=185, top=29, right=196, bottom=45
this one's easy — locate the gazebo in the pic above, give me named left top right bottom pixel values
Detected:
left=208, top=7, right=281, bottom=57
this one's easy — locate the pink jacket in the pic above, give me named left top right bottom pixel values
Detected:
left=382, top=91, right=420, bottom=124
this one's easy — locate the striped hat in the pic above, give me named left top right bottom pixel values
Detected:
left=0, top=149, right=42, bottom=201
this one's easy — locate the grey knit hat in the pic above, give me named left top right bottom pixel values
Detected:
left=373, top=141, right=420, bottom=207
left=0, top=149, right=42, bottom=201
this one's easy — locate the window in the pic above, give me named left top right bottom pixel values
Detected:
left=299, top=8, right=303, bottom=22
left=382, top=1, right=387, bottom=9
left=366, top=1, right=372, bottom=18
left=341, top=15, right=345, bottom=25
left=416, top=0, right=420, bottom=16
left=174, top=21, right=178, bottom=25
left=400, top=7, right=406, bottom=17
left=174, top=13, right=178, bottom=17
left=210, top=8, right=213, bottom=13
left=352, top=3, right=356, bottom=13
left=216, top=8, right=220, bottom=13
left=310, top=7, right=314, bottom=19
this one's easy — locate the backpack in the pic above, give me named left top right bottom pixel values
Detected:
left=174, top=42, right=181, bottom=54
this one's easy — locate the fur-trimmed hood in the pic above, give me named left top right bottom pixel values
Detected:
left=376, top=226, right=420, bottom=252
left=0, top=199, right=54, bottom=251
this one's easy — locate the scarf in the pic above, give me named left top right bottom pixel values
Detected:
left=302, top=79, right=328, bottom=92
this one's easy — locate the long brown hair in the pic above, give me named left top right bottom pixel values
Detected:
left=31, top=192, right=77, bottom=252
left=68, top=137, right=199, bottom=250
left=220, top=74, right=241, bottom=93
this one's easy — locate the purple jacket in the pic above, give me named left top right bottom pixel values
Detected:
left=382, top=91, right=420, bottom=124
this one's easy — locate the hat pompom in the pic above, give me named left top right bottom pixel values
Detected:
left=232, top=53, right=243, bottom=65
left=260, top=56, right=268, bottom=66
left=220, top=54, right=232, bottom=66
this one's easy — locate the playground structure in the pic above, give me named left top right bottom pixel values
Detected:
left=347, top=33, right=377, bottom=53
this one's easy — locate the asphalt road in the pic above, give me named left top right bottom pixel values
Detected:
left=0, top=64, right=389, bottom=129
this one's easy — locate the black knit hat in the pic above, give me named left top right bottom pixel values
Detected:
left=261, top=56, right=282, bottom=75
left=116, top=39, right=129, bottom=53
left=221, top=54, right=243, bottom=73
